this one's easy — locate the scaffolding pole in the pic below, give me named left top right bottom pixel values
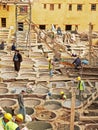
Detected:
left=70, top=87, right=76, bottom=130
left=89, top=22, right=92, bottom=65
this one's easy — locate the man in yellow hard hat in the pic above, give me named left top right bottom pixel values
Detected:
left=5, top=114, right=21, bottom=130
left=48, top=58, right=54, bottom=77
left=18, top=90, right=26, bottom=122
left=77, top=76, right=85, bottom=100
left=0, top=113, right=12, bottom=129
left=60, top=91, right=67, bottom=100
left=15, top=114, right=23, bottom=125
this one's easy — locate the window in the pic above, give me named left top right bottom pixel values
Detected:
left=18, top=22, right=23, bottom=31
left=77, top=4, right=82, bottom=11
left=3, top=5, right=9, bottom=11
left=69, top=4, right=72, bottom=10
left=91, top=4, right=96, bottom=11
left=65, top=25, right=72, bottom=31
left=3, top=5, right=6, bottom=9
left=43, top=4, right=46, bottom=9
left=39, top=25, right=46, bottom=30
left=20, top=6, right=28, bottom=13
left=1, top=18, right=6, bottom=27
left=58, top=4, right=61, bottom=9
left=50, top=4, right=54, bottom=10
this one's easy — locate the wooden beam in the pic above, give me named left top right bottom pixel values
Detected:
left=70, top=87, right=76, bottom=130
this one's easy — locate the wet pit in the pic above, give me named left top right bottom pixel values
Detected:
left=31, top=84, right=49, bottom=95
left=83, top=111, right=98, bottom=116
left=0, top=98, right=17, bottom=108
left=57, top=124, right=80, bottom=130
left=48, top=82, right=66, bottom=88
left=51, top=87, right=71, bottom=98
left=44, top=100, right=62, bottom=110
left=26, top=121, right=53, bottom=130
left=15, top=107, right=35, bottom=116
left=8, top=82, right=27, bottom=94
left=0, top=67, right=14, bottom=72
left=88, top=103, right=98, bottom=110
left=0, top=87, right=8, bottom=94
left=0, top=83, right=7, bottom=87
left=1, top=72, right=18, bottom=79
left=24, top=98, right=42, bottom=108
left=85, top=124, right=98, bottom=130
left=0, top=51, right=8, bottom=56
left=19, top=73, right=36, bottom=79
left=62, top=99, right=82, bottom=109
left=36, top=110, right=57, bottom=121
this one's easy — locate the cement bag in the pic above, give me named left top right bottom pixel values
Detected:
left=21, top=126, right=28, bottom=130
left=25, top=114, right=32, bottom=122
left=0, top=126, right=4, bottom=130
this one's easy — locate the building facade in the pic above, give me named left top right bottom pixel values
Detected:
left=0, top=0, right=98, bottom=32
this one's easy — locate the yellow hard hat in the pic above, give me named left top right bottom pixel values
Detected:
left=48, top=58, right=51, bottom=61
left=16, top=114, right=23, bottom=121
left=4, top=113, right=12, bottom=121
left=77, top=76, right=81, bottom=81
left=60, top=91, right=64, bottom=95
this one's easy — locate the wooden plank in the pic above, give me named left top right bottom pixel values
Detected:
left=70, top=88, right=76, bottom=130
left=86, top=80, right=94, bottom=88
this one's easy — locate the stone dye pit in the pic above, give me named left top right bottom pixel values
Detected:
left=24, top=98, right=43, bottom=108
left=62, top=99, right=82, bottom=109
left=35, top=110, right=57, bottom=121
left=26, top=121, right=53, bottom=130
left=44, top=100, right=62, bottom=110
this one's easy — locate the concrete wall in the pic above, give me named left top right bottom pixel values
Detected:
left=0, top=0, right=98, bottom=32
left=0, top=5, right=15, bottom=29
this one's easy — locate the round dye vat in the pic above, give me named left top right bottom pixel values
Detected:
left=32, top=85, right=49, bottom=95
left=15, top=107, right=35, bottom=116
left=39, top=72, right=49, bottom=77
left=0, top=83, right=7, bottom=87
left=0, top=60, right=13, bottom=65
left=1, top=67, right=14, bottom=72
left=48, top=82, right=66, bottom=88
left=8, top=82, right=26, bottom=94
left=0, top=99, right=17, bottom=108
left=1, top=72, right=18, bottom=79
left=62, top=99, right=82, bottom=109
left=19, top=73, right=36, bottom=79
left=26, top=121, right=53, bottom=130
left=24, top=98, right=42, bottom=108
left=0, top=51, right=7, bottom=56
left=44, top=100, right=62, bottom=110
left=52, top=87, right=70, bottom=94
left=0, top=88, right=8, bottom=94
left=57, top=124, right=80, bottom=130
left=35, top=110, right=57, bottom=121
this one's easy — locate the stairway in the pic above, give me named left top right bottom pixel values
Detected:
left=83, top=91, right=98, bottom=110
left=0, top=28, right=11, bottom=43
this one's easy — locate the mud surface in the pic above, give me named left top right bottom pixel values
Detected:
left=26, top=121, right=53, bottom=130
left=44, top=101, right=62, bottom=110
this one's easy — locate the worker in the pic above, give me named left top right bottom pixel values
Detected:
left=48, top=58, right=53, bottom=77
left=0, top=113, right=12, bottom=129
left=46, top=92, right=52, bottom=100
left=13, top=50, right=22, bottom=72
left=57, top=26, right=62, bottom=35
left=11, top=42, right=16, bottom=51
left=81, top=59, right=89, bottom=65
left=77, top=76, right=85, bottom=100
left=0, top=41, right=5, bottom=50
left=60, top=91, right=67, bottom=100
left=72, top=56, right=81, bottom=70
left=18, top=90, right=26, bottom=122
left=15, top=114, right=23, bottom=125
left=5, top=114, right=21, bottom=130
